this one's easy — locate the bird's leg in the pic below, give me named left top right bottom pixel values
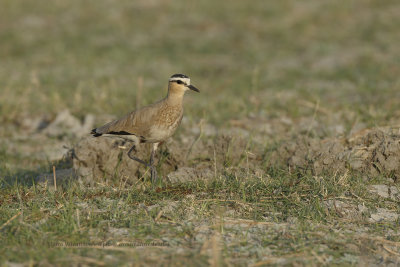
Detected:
left=127, top=143, right=159, bottom=185
left=127, top=144, right=151, bottom=168
left=149, top=143, right=159, bottom=184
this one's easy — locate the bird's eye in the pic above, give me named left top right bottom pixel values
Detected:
left=176, top=80, right=183, bottom=84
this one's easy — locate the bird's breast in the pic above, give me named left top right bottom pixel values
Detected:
left=146, top=104, right=183, bottom=142
left=154, top=104, right=182, bottom=125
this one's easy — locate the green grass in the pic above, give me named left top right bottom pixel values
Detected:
left=1, top=0, right=400, bottom=265
left=1, top=167, right=399, bottom=265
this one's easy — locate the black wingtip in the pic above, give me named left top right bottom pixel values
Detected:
left=91, top=128, right=102, bottom=137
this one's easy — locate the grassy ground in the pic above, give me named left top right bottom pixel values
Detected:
left=1, top=0, right=400, bottom=265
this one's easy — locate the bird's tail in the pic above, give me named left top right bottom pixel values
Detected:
left=91, top=128, right=102, bottom=137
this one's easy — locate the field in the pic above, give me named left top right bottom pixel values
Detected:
left=1, top=0, right=400, bottom=266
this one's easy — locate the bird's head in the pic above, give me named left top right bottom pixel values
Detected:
left=168, top=74, right=200, bottom=94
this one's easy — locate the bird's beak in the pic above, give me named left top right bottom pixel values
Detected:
left=187, top=84, right=200, bottom=92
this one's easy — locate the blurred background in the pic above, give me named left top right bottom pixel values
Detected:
left=0, top=0, right=400, bottom=168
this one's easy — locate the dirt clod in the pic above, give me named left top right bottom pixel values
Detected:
left=71, top=126, right=400, bottom=184
left=369, top=208, right=399, bottom=223
left=72, top=136, right=179, bottom=183
left=271, top=128, right=400, bottom=180
left=43, top=109, right=94, bottom=138
left=369, top=185, right=400, bottom=200
left=72, top=133, right=256, bottom=183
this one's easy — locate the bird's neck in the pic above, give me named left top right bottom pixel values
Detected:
left=166, top=90, right=184, bottom=106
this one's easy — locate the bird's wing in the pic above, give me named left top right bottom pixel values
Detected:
left=92, top=99, right=164, bottom=138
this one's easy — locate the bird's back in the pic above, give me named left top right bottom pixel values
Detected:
left=91, top=98, right=183, bottom=143
left=92, top=99, right=163, bottom=137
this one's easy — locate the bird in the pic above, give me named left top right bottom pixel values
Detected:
left=90, top=74, right=200, bottom=184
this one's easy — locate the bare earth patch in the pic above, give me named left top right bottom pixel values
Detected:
left=70, top=123, right=400, bottom=185
left=270, top=128, right=400, bottom=181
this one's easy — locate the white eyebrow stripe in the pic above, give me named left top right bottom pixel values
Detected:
left=169, top=77, right=191, bottom=84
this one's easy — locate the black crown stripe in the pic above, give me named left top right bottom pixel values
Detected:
left=170, top=74, right=189, bottom=78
